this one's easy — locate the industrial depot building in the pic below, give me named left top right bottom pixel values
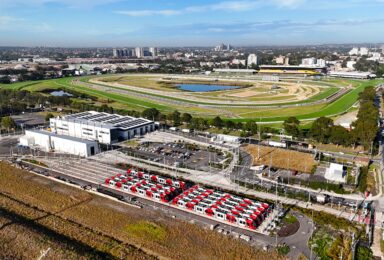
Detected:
left=49, top=111, right=155, bottom=144
left=20, top=129, right=100, bottom=157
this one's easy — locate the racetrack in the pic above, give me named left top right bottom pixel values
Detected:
left=1, top=74, right=382, bottom=123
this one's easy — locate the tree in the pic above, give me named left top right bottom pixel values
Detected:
left=309, top=117, right=333, bottom=143
left=243, top=121, right=258, bottom=135
left=181, top=113, right=192, bottom=124
left=351, top=87, right=379, bottom=150
left=1, top=116, right=16, bottom=130
left=190, top=117, right=208, bottom=130
left=211, top=116, right=223, bottom=129
left=45, top=113, right=54, bottom=122
left=141, top=108, right=160, bottom=120
left=0, top=76, right=11, bottom=84
left=329, top=125, right=351, bottom=146
left=167, top=110, right=181, bottom=126
left=224, top=120, right=235, bottom=131
left=283, top=117, right=300, bottom=137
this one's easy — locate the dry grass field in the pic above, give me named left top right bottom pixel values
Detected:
left=0, top=162, right=282, bottom=260
left=244, top=144, right=317, bottom=173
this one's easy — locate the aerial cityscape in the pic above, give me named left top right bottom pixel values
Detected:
left=1, top=0, right=384, bottom=259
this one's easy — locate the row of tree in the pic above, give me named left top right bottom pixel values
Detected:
left=141, top=108, right=275, bottom=137
left=283, top=86, right=379, bottom=150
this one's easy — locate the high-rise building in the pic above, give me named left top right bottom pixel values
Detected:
left=359, top=47, right=369, bottom=56
left=149, top=47, right=158, bottom=57
left=113, top=48, right=118, bottom=57
left=214, top=43, right=232, bottom=52
left=275, top=55, right=285, bottom=65
left=349, top=47, right=369, bottom=56
left=316, top=59, right=326, bottom=67
left=247, top=54, right=258, bottom=67
left=301, top=57, right=317, bottom=66
left=113, top=48, right=131, bottom=58
left=135, top=47, right=144, bottom=58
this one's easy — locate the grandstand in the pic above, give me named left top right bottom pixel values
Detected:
left=258, top=65, right=326, bottom=75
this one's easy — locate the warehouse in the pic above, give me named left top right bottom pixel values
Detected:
left=49, top=111, right=155, bottom=144
left=19, top=129, right=99, bottom=157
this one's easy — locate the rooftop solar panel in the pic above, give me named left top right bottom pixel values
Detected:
left=66, top=112, right=91, bottom=119
left=107, top=117, right=131, bottom=124
left=82, top=113, right=107, bottom=120
left=93, top=115, right=118, bottom=122
left=117, top=119, right=149, bottom=129
left=60, top=111, right=152, bottom=130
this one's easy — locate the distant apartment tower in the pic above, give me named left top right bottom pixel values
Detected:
left=349, top=47, right=359, bottom=56
left=149, top=47, right=158, bottom=57
left=247, top=54, right=258, bottom=67
left=275, top=55, right=289, bottom=65
left=113, top=48, right=118, bottom=57
left=359, top=47, right=369, bottom=56
left=214, top=43, right=232, bottom=52
left=113, top=48, right=131, bottom=58
left=301, top=57, right=317, bottom=66
left=349, top=47, right=369, bottom=56
left=316, top=59, right=326, bottom=67
left=301, top=57, right=326, bottom=67
left=135, top=47, right=144, bottom=58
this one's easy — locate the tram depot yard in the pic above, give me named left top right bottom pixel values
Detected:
left=104, top=169, right=275, bottom=233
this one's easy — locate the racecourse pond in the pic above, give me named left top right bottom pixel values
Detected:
left=176, top=83, right=240, bottom=92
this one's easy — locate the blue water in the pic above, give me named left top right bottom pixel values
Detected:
left=50, top=90, right=73, bottom=97
left=176, top=84, right=239, bottom=92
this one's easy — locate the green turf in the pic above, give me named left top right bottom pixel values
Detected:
left=2, top=76, right=383, bottom=123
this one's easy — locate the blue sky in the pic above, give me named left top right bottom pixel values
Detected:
left=1, top=0, right=384, bottom=47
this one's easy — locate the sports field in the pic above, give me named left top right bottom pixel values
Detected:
left=1, top=74, right=383, bottom=123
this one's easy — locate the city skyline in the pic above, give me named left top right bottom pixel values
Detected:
left=1, top=0, right=384, bottom=47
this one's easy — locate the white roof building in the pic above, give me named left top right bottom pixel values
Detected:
left=49, top=111, right=155, bottom=144
left=325, top=163, right=346, bottom=183
left=328, top=71, right=376, bottom=79
left=346, top=61, right=356, bottom=69
left=20, top=129, right=99, bottom=157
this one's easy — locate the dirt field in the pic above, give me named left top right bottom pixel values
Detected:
left=0, top=161, right=282, bottom=260
left=244, top=145, right=317, bottom=173
left=228, top=90, right=260, bottom=98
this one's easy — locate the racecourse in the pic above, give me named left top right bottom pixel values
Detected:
left=1, top=73, right=383, bottom=123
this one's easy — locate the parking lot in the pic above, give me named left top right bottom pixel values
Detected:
left=121, top=141, right=229, bottom=173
